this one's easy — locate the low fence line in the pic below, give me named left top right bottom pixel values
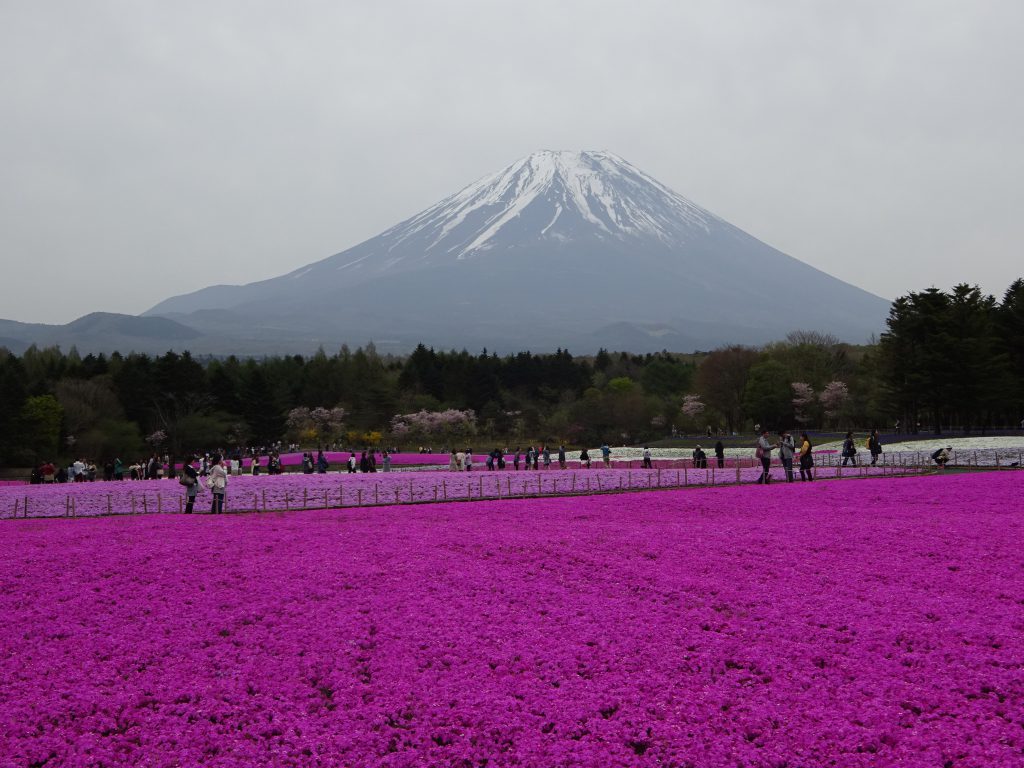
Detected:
left=5, top=461, right=995, bottom=520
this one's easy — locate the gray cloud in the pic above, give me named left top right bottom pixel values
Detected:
left=2, top=0, right=1022, bottom=323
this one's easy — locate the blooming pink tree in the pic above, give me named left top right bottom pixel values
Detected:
left=681, top=395, right=705, bottom=420
left=389, top=409, right=476, bottom=444
left=286, top=406, right=346, bottom=445
left=819, top=381, right=849, bottom=425
left=791, top=382, right=815, bottom=425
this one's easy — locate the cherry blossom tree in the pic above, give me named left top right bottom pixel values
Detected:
left=791, top=382, right=816, bottom=425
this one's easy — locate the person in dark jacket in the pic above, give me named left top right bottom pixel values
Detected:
left=181, top=457, right=200, bottom=514
left=359, top=451, right=369, bottom=473
left=714, top=440, right=725, bottom=469
left=316, top=450, right=329, bottom=474
left=841, top=432, right=858, bottom=467
left=867, top=430, right=883, bottom=466
left=692, top=445, right=707, bottom=469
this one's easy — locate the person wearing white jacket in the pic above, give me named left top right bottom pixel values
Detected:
left=207, top=454, right=228, bottom=513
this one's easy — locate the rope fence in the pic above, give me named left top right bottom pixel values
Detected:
left=2, top=459, right=992, bottom=520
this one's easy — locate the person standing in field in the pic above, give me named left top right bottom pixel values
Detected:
left=513, top=447, right=521, bottom=470
left=181, top=456, right=200, bottom=513
left=798, top=432, right=814, bottom=481
left=601, top=443, right=611, bottom=467
left=642, top=446, right=652, bottom=469
left=525, top=446, right=535, bottom=470
left=756, top=429, right=774, bottom=484
left=580, top=448, right=591, bottom=468
left=841, top=432, right=858, bottom=467
left=207, top=454, right=228, bottom=513
left=465, top=449, right=473, bottom=471
left=382, top=450, right=392, bottom=472
left=558, top=445, right=566, bottom=469
left=449, top=449, right=458, bottom=471
left=867, top=429, right=883, bottom=466
left=778, top=430, right=796, bottom=482
left=714, top=440, right=725, bottom=469
left=542, top=446, right=551, bottom=469
left=692, top=445, right=707, bottom=469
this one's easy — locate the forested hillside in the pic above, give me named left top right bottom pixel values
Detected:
left=1, top=281, right=1021, bottom=468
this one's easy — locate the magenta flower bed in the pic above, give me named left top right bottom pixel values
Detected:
left=1, top=472, right=1022, bottom=766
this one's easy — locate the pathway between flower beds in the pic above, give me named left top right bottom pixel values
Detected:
left=1, top=472, right=1021, bottom=766
left=1, top=463, right=930, bottom=519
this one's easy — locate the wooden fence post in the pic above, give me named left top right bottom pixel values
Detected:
left=107, top=494, right=112, bottom=515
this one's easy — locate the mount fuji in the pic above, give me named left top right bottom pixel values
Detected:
left=39, top=151, right=893, bottom=355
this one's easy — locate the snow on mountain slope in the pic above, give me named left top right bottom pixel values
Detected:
left=377, top=150, right=718, bottom=260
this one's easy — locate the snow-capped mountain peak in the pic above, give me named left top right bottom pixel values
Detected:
left=377, top=150, right=719, bottom=264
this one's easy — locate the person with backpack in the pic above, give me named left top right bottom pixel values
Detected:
left=579, top=448, right=591, bottom=468
left=841, top=432, right=858, bottom=467
left=756, top=429, right=774, bottom=484
left=180, top=456, right=201, bottom=513
left=207, top=454, right=228, bottom=513
left=798, top=432, right=814, bottom=481
left=867, top=430, right=883, bottom=466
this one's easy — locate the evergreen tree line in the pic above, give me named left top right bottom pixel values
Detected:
left=0, top=281, right=1021, bottom=469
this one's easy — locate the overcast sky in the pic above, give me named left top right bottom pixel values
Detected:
left=1, top=0, right=1021, bottom=324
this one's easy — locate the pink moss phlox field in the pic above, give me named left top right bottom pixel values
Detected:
left=1, top=472, right=1022, bottom=766
left=2, top=464, right=910, bottom=519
